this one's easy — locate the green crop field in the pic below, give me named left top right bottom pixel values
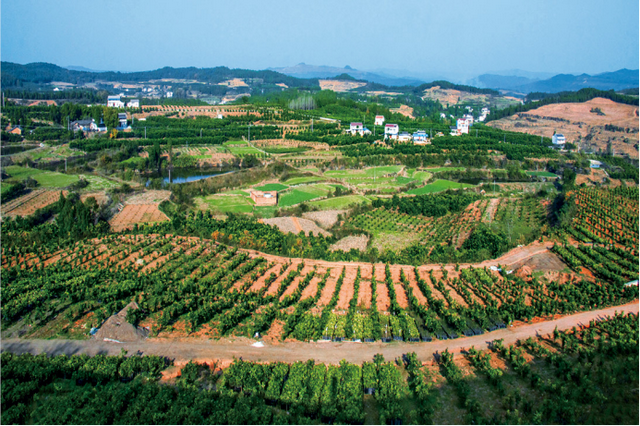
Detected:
left=424, top=167, right=466, bottom=172
left=254, top=183, right=289, bottom=191
left=2, top=166, right=80, bottom=188
left=526, top=171, right=558, bottom=177
left=406, top=179, right=475, bottom=195
left=223, top=141, right=263, bottom=156
left=410, top=170, right=433, bottom=181
left=278, top=184, right=333, bottom=207
left=308, top=194, right=371, bottom=210
left=283, top=176, right=324, bottom=185
left=198, top=194, right=254, bottom=213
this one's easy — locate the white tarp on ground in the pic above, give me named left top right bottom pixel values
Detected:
left=251, top=341, right=265, bottom=348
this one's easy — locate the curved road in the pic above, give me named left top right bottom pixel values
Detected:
left=2, top=301, right=637, bottom=365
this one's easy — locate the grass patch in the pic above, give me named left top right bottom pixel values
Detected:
left=254, top=183, right=289, bottom=191
left=284, top=176, right=323, bottom=185
left=406, top=179, right=475, bottom=195
left=526, top=171, right=558, bottom=177
left=411, top=171, right=433, bottom=181
left=308, top=195, right=371, bottom=210
left=3, top=166, right=79, bottom=188
left=81, top=175, right=119, bottom=191
left=424, top=167, right=466, bottom=172
left=395, top=176, right=416, bottom=185
left=254, top=206, right=278, bottom=218
left=199, top=194, right=254, bottom=213
left=277, top=183, right=333, bottom=207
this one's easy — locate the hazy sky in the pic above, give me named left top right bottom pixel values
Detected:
left=2, top=0, right=638, bottom=80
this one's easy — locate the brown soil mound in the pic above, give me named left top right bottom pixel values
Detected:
left=93, top=302, right=149, bottom=342
left=262, top=217, right=331, bottom=237
left=514, top=265, right=534, bottom=280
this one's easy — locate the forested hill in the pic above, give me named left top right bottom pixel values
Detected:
left=0, top=62, right=320, bottom=89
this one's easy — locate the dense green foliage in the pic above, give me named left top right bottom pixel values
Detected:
left=372, top=190, right=481, bottom=217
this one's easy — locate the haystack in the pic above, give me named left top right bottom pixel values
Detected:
left=93, top=302, right=149, bottom=342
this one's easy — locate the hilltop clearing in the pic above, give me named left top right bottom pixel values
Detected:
left=488, top=97, right=639, bottom=158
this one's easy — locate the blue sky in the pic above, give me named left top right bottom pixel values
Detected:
left=2, top=0, right=638, bottom=80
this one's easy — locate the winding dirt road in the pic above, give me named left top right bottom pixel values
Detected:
left=2, top=301, right=636, bottom=365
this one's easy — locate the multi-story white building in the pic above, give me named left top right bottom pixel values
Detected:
left=463, top=114, right=474, bottom=126
left=456, top=118, right=469, bottom=134
left=127, top=99, right=140, bottom=108
left=374, top=115, right=385, bottom=126
left=552, top=134, right=566, bottom=146
left=412, top=130, right=428, bottom=144
left=107, top=95, right=125, bottom=108
left=349, top=122, right=364, bottom=135
left=398, top=131, right=412, bottom=142
left=384, top=123, right=399, bottom=139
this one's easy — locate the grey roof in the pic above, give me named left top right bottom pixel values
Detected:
left=118, top=113, right=127, bottom=119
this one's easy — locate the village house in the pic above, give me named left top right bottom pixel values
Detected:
left=107, top=95, right=125, bottom=108
left=384, top=123, right=399, bottom=140
left=250, top=190, right=278, bottom=206
left=349, top=122, right=363, bottom=135
left=374, top=115, right=385, bottom=126
left=552, top=133, right=566, bottom=146
left=70, top=119, right=97, bottom=132
left=398, top=131, right=412, bottom=142
left=126, top=99, right=140, bottom=108
left=456, top=118, right=469, bottom=134
left=117, top=113, right=128, bottom=129
left=412, top=130, right=429, bottom=144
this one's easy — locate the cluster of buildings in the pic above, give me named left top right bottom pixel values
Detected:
left=107, top=95, right=140, bottom=109
left=346, top=115, right=431, bottom=145
left=69, top=113, right=129, bottom=133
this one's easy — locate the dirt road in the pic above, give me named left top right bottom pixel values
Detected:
left=3, top=301, right=636, bottom=365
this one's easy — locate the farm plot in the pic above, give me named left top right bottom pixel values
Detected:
left=196, top=193, right=254, bottom=213
left=3, top=230, right=636, bottom=344
left=406, top=179, right=475, bottom=195
left=223, top=140, right=264, bottom=157
left=1, top=189, right=66, bottom=218
left=278, top=184, right=334, bottom=207
left=109, top=204, right=169, bottom=232
left=2, top=165, right=79, bottom=188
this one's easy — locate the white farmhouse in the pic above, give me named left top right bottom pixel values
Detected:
left=127, top=99, right=140, bottom=108
left=398, top=131, right=412, bottom=142
left=463, top=114, right=474, bottom=126
left=384, top=123, right=399, bottom=140
left=552, top=134, right=566, bottom=146
left=349, top=122, right=364, bottom=135
left=412, top=130, right=428, bottom=144
left=374, top=115, right=385, bottom=126
left=456, top=118, right=469, bottom=134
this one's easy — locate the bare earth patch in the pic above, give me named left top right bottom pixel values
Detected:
left=262, top=217, right=331, bottom=237
left=329, top=235, right=369, bottom=252
left=302, top=210, right=347, bottom=229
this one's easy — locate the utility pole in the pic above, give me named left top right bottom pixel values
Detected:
left=248, top=123, right=251, bottom=143
left=311, top=118, right=313, bottom=132
left=145, top=127, right=147, bottom=139
left=200, top=128, right=202, bottom=138
left=65, top=158, right=67, bottom=173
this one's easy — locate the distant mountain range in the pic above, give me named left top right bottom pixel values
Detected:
left=2, top=61, right=637, bottom=97
left=269, top=63, right=425, bottom=87
left=472, top=69, right=639, bottom=94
